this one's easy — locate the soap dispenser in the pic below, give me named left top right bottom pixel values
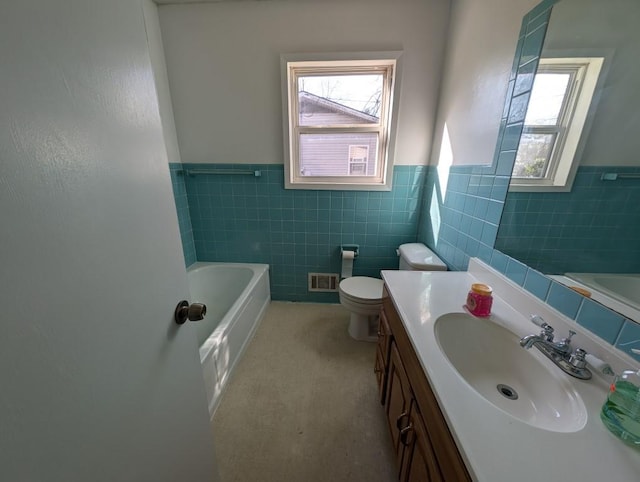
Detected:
left=601, top=367, right=640, bottom=447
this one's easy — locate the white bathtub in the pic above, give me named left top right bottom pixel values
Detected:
left=566, top=273, right=640, bottom=309
left=187, top=262, right=270, bottom=418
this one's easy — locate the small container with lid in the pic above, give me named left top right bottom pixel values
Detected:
left=466, top=283, right=493, bottom=317
left=601, top=368, right=640, bottom=447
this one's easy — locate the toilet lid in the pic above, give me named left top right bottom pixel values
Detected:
left=398, top=243, right=447, bottom=270
left=340, top=277, right=384, bottom=301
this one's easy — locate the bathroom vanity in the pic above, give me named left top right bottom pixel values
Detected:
left=377, top=259, right=640, bottom=481
left=377, top=289, right=470, bottom=481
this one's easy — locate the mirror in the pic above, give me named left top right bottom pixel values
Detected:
left=496, top=0, right=640, bottom=279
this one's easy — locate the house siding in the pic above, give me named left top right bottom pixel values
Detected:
left=299, top=133, right=378, bottom=176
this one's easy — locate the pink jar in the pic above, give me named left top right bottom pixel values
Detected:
left=466, top=283, right=493, bottom=317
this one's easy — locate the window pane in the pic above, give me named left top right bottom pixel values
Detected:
left=524, top=73, right=570, bottom=126
left=298, top=74, right=382, bottom=126
left=299, top=133, right=378, bottom=177
left=513, top=133, right=556, bottom=178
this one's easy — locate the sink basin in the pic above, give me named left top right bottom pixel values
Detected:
left=434, top=313, right=587, bottom=433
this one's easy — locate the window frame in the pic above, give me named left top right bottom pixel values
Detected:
left=509, top=57, right=604, bottom=192
left=281, top=52, right=402, bottom=191
left=348, top=144, right=369, bottom=175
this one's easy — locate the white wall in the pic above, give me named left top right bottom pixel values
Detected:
left=430, top=0, right=540, bottom=167
left=143, top=0, right=182, bottom=163
left=158, top=0, right=450, bottom=165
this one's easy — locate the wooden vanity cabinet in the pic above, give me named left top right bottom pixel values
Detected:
left=385, top=342, right=413, bottom=469
left=377, top=287, right=471, bottom=482
left=375, top=307, right=392, bottom=403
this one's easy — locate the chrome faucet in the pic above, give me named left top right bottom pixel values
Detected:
left=519, top=316, right=592, bottom=380
left=519, top=326, right=574, bottom=354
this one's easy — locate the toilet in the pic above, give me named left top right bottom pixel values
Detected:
left=339, top=243, right=447, bottom=341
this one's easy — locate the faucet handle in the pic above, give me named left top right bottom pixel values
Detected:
left=540, top=324, right=555, bottom=342
left=530, top=314, right=546, bottom=327
left=569, top=348, right=588, bottom=369
left=561, top=330, right=576, bottom=344
left=530, top=314, right=555, bottom=341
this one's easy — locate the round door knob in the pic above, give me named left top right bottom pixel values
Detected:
left=174, top=300, right=207, bottom=325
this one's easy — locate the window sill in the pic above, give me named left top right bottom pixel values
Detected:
left=284, top=180, right=393, bottom=191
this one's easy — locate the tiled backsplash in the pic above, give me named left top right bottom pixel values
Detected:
left=170, top=163, right=425, bottom=301
left=483, top=248, right=640, bottom=361
left=496, top=166, right=640, bottom=274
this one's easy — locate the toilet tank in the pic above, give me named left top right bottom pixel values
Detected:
left=398, top=243, right=448, bottom=271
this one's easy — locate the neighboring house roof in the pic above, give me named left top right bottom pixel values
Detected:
left=299, top=91, right=379, bottom=123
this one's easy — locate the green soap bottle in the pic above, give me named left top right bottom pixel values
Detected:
left=601, top=368, right=640, bottom=448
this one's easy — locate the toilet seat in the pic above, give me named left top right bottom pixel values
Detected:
left=339, top=276, right=384, bottom=303
left=339, top=276, right=384, bottom=342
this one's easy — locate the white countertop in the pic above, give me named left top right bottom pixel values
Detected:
left=381, top=259, right=640, bottom=482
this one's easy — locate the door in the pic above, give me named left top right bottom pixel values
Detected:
left=399, top=401, right=443, bottom=482
left=0, top=1, right=217, bottom=481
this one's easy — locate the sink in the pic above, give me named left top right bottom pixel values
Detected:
left=434, top=313, right=587, bottom=433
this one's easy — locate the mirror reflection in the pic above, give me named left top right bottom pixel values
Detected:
left=496, top=0, right=640, bottom=274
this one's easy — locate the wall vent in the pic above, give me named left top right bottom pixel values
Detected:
left=308, top=273, right=340, bottom=292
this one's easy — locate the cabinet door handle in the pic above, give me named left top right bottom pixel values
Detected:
left=399, top=423, right=415, bottom=446
left=396, top=411, right=410, bottom=430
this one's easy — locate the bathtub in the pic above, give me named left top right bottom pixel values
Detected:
left=187, top=262, right=270, bottom=418
left=566, top=273, right=640, bottom=309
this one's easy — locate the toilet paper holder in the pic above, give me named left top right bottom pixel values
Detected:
left=341, top=244, right=359, bottom=258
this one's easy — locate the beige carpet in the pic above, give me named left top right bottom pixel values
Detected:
left=212, top=301, right=397, bottom=482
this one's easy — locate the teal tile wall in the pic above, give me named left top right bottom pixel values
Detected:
left=169, top=163, right=196, bottom=266
left=496, top=166, right=640, bottom=274
left=179, top=163, right=425, bottom=302
left=418, top=166, right=511, bottom=270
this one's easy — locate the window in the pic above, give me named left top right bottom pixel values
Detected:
left=510, top=57, right=604, bottom=192
left=282, top=53, right=401, bottom=190
left=348, top=145, right=369, bottom=175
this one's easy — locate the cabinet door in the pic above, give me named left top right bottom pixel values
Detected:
left=385, top=342, right=413, bottom=470
left=399, top=401, right=443, bottom=482
left=374, top=346, right=386, bottom=402
left=375, top=308, right=392, bottom=403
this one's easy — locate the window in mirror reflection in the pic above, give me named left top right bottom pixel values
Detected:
left=513, top=71, right=570, bottom=178
left=510, top=57, right=604, bottom=192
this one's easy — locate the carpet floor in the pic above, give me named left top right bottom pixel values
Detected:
left=212, top=301, right=397, bottom=482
